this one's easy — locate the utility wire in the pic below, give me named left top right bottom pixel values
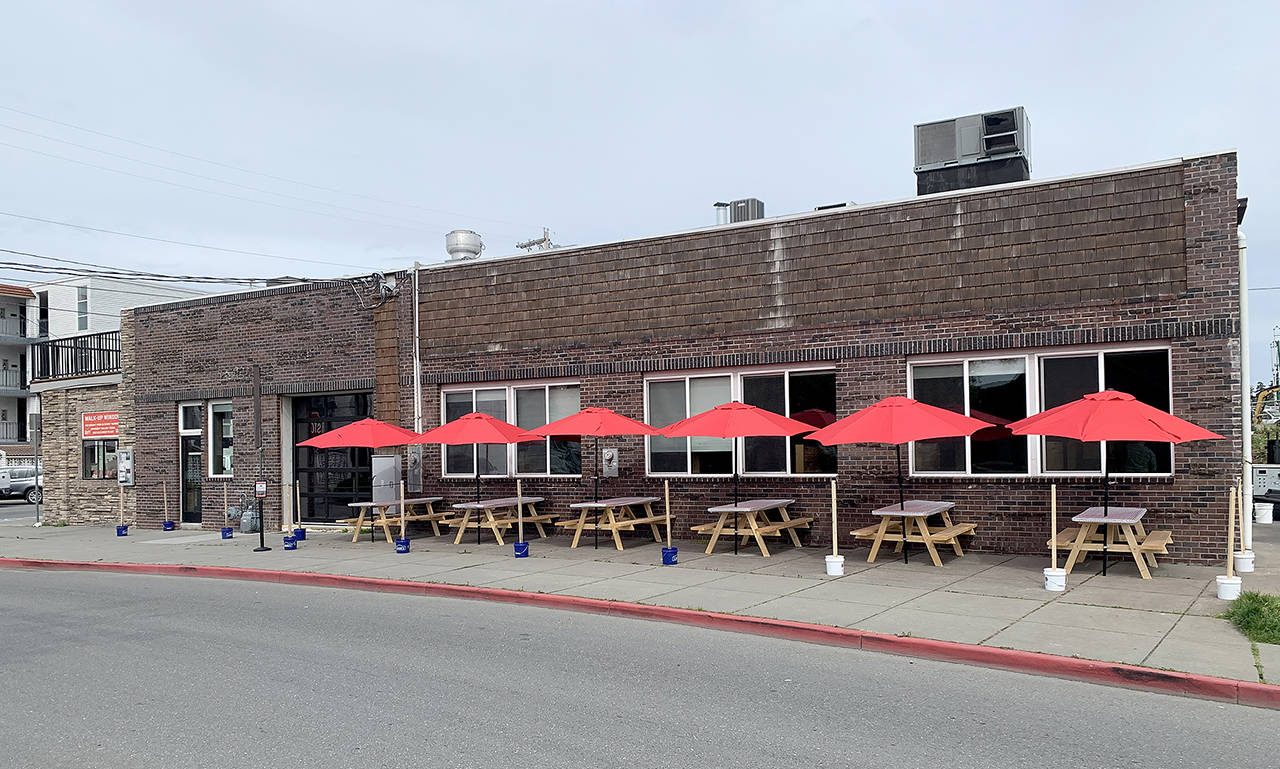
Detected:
left=0, top=209, right=371, bottom=270
left=0, top=104, right=538, bottom=229
left=0, top=122, right=461, bottom=231
left=0, top=249, right=269, bottom=284
left=0, top=139, right=442, bottom=236
left=0, top=275, right=209, bottom=302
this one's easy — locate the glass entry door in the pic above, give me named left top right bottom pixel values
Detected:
left=294, top=393, right=373, bottom=523
left=180, top=435, right=203, bottom=523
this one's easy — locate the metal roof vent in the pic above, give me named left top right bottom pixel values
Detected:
left=445, top=230, right=484, bottom=261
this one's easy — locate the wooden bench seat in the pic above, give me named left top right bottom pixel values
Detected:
left=1046, top=527, right=1081, bottom=548
left=755, top=517, right=814, bottom=535
left=1139, top=530, right=1173, bottom=553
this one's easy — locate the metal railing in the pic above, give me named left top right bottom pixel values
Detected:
left=0, top=369, right=23, bottom=390
left=32, top=330, right=121, bottom=381
left=0, top=316, right=32, bottom=338
left=0, top=421, right=22, bottom=441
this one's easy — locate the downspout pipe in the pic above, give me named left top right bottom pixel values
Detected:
left=1240, top=231, right=1253, bottom=554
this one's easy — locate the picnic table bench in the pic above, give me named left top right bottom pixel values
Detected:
left=556, top=496, right=666, bottom=550
left=691, top=498, right=812, bottom=557
left=340, top=497, right=446, bottom=543
left=441, top=497, right=550, bottom=546
left=850, top=500, right=975, bottom=566
left=1047, top=506, right=1171, bottom=579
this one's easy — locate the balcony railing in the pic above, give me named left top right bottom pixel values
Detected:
left=0, top=369, right=23, bottom=390
left=0, top=316, right=36, bottom=338
left=0, top=421, right=23, bottom=442
left=32, top=331, right=121, bottom=382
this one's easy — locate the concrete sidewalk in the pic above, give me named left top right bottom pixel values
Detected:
left=3, top=516, right=1278, bottom=685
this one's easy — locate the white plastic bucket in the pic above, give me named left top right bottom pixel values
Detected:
left=1234, top=550, right=1255, bottom=573
left=1255, top=502, right=1273, bottom=524
left=1044, top=567, right=1067, bottom=592
left=825, top=554, right=845, bottom=576
left=1216, top=575, right=1242, bottom=601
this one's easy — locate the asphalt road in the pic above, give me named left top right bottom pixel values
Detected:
left=0, top=499, right=35, bottom=522
left=2, top=570, right=1276, bottom=769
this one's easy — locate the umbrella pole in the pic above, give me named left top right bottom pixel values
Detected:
left=594, top=437, right=600, bottom=550
left=733, top=469, right=740, bottom=555
left=475, top=444, right=482, bottom=545
left=896, top=444, right=907, bottom=564
left=1102, top=462, right=1109, bottom=576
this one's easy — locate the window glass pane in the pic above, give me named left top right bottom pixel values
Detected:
left=789, top=372, right=838, bottom=474
left=180, top=404, right=202, bottom=432
left=1042, top=356, right=1100, bottom=472
left=689, top=376, right=732, bottom=474
left=210, top=403, right=233, bottom=476
left=515, top=388, right=547, bottom=474
left=912, top=364, right=965, bottom=472
left=743, top=375, right=786, bottom=472
left=82, top=441, right=100, bottom=479
left=969, top=358, right=1028, bottom=474
left=1105, top=350, right=1172, bottom=473
left=648, top=380, right=687, bottom=473
left=444, top=391, right=474, bottom=474
left=104, top=439, right=118, bottom=479
left=547, top=385, right=581, bottom=475
left=475, top=388, right=507, bottom=475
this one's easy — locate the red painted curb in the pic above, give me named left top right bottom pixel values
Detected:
left=3, top=556, right=1275, bottom=709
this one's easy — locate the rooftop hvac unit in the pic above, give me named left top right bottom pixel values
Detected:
left=729, top=198, right=765, bottom=223
left=913, top=107, right=1030, bottom=172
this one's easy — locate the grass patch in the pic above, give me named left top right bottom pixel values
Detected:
left=1223, top=591, right=1280, bottom=645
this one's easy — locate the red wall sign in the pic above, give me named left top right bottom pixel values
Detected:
left=82, top=411, right=120, bottom=439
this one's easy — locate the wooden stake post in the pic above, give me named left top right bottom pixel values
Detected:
left=1050, top=484, right=1058, bottom=567
left=399, top=480, right=407, bottom=539
left=162, top=480, right=169, bottom=523
left=223, top=482, right=229, bottom=528
left=664, top=480, right=672, bottom=549
left=1227, top=485, right=1236, bottom=579
left=830, top=479, right=838, bottom=557
left=294, top=480, right=302, bottom=531
left=516, top=479, right=524, bottom=544
left=118, top=485, right=124, bottom=526
left=1239, top=475, right=1248, bottom=552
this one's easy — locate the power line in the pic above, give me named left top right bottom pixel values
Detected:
left=0, top=209, right=371, bottom=270
left=0, top=249, right=270, bottom=284
left=0, top=139, right=442, bottom=236
left=0, top=121, right=463, bottom=232
left=0, top=274, right=209, bottom=302
left=0, top=104, right=538, bottom=229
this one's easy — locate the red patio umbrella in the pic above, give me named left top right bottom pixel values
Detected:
left=297, top=417, right=422, bottom=449
left=806, top=396, right=993, bottom=509
left=411, top=412, right=543, bottom=543
left=1006, top=390, right=1223, bottom=574
left=534, top=406, right=660, bottom=549
left=661, top=401, right=816, bottom=554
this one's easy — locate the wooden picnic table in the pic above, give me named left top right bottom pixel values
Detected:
left=851, top=500, right=975, bottom=566
left=442, top=496, right=550, bottom=546
left=340, top=497, right=446, bottom=543
left=1047, top=506, right=1171, bottom=580
left=557, top=496, right=665, bottom=550
left=690, top=498, right=812, bottom=557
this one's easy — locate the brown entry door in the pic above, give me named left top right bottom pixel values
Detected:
left=180, top=435, right=202, bottom=523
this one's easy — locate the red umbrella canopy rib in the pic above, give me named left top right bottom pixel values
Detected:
left=412, top=412, right=543, bottom=445
left=532, top=407, right=659, bottom=437
left=296, top=418, right=422, bottom=449
left=1005, top=390, right=1224, bottom=444
left=660, top=401, right=816, bottom=438
left=805, top=396, right=992, bottom=446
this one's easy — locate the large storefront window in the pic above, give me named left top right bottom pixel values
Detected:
left=909, top=347, right=1171, bottom=476
left=646, top=368, right=836, bottom=476
left=82, top=439, right=118, bottom=480
left=294, top=393, right=373, bottom=523
left=441, top=383, right=582, bottom=477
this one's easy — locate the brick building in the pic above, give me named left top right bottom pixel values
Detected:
left=40, top=151, right=1246, bottom=563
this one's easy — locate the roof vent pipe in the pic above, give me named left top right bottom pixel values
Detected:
left=445, top=230, right=484, bottom=261
left=713, top=202, right=730, bottom=226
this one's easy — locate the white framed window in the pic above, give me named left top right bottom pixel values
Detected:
left=644, top=366, right=837, bottom=477
left=907, top=345, right=1173, bottom=478
left=76, top=286, right=88, bottom=332
left=178, top=402, right=203, bottom=435
left=440, top=381, right=581, bottom=478
left=208, top=401, right=234, bottom=478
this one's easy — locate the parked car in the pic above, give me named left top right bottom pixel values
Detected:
left=2, top=466, right=43, bottom=504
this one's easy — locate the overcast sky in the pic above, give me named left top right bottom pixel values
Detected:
left=1, top=1, right=1275, bottom=376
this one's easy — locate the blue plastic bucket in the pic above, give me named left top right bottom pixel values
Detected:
left=395, top=537, right=411, bottom=554
left=220, top=526, right=234, bottom=539
left=162, top=521, right=176, bottom=531
left=513, top=541, right=530, bottom=558
left=283, top=536, right=297, bottom=551
left=661, top=546, right=678, bottom=566
left=292, top=528, right=307, bottom=541
left=116, top=525, right=128, bottom=537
